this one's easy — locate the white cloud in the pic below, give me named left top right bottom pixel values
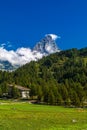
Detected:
left=7, top=41, right=12, bottom=48
left=0, top=41, right=12, bottom=49
left=0, top=43, right=6, bottom=48
left=45, top=34, right=61, bottom=40
left=0, top=47, right=43, bottom=66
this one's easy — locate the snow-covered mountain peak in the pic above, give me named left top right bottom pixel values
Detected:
left=33, top=34, right=60, bottom=54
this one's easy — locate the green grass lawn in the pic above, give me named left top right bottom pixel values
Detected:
left=0, top=101, right=86, bottom=130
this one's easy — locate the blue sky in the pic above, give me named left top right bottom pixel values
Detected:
left=0, top=0, right=87, bottom=50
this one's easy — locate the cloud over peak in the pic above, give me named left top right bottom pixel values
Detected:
left=45, top=34, right=60, bottom=40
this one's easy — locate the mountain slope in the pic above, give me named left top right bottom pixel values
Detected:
left=11, top=47, right=87, bottom=106
left=0, top=47, right=87, bottom=106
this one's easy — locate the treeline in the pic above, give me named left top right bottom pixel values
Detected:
left=0, top=48, right=87, bottom=106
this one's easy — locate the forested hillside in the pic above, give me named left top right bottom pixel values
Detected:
left=0, top=47, right=87, bottom=106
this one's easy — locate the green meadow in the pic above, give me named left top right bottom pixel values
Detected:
left=0, top=101, right=87, bottom=130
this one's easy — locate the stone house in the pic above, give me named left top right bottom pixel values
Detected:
left=9, top=84, right=30, bottom=99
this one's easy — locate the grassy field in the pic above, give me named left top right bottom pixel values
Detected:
left=0, top=100, right=86, bottom=130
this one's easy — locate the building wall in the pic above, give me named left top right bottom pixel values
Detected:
left=21, top=91, right=30, bottom=99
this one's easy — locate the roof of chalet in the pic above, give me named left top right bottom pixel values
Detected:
left=9, top=84, right=30, bottom=91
